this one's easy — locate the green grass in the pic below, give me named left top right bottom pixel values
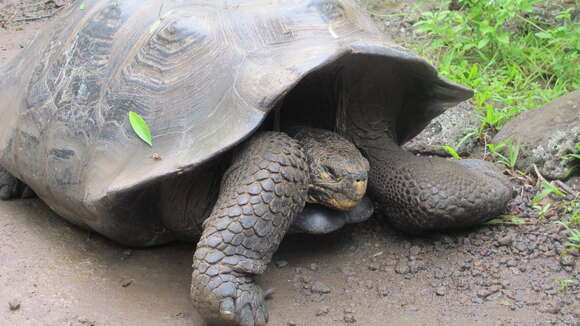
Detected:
left=557, top=279, right=576, bottom=293
left=557, top=201, right=580, bottom=254
left=486, top=140, right=521, bottom=170
left=409, top=0, right=579, bottom=138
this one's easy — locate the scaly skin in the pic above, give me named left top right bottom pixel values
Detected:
left=338, top=68, right=513, bottom=234
left=191, top=132, right=309, bottom=326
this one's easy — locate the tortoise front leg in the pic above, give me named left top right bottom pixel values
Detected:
left=191, top=132, right=309, bottom=326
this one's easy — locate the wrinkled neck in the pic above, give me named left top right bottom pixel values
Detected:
left=333, top=57, right=410, bottom=163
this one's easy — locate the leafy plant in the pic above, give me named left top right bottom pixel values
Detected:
left=439, top=145, right=462, bottom=160
left=487, top=140, right=520, bottom=169
left=530, top=181, right=565, bottom=204
left=557, top=279, right=576, bottom=293
left=532, top=203, right=552, bottom=219
left=562, top=143, right=580, bottom=160
left=486, top=215, right=526, bottom=225
left=411, top=0, right=579, bottom=138
left=128, top=112, right=153, bottom=147
left=556, top=202, right=580, bottom=254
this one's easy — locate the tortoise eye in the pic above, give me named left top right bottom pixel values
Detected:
left=323, top=166, right=338, bottom=179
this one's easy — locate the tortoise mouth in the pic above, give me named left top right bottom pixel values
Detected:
left=306, top=180, right=367, bottom=211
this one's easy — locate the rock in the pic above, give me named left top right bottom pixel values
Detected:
left=377, top=286, right=390, bottom=297
left=395, top=260, right=410, bottom=274
left=408, top=260, right=425, bottom=274
left=492, top=91, right=580, bottom=180
left=311, top=281, right=331, bottom=294
left=435, top=286, right=447, bottom=296
left=316, top=306, right=329, bottom=316
left=539, top=301, right=562, bottom=314
left=409, top=245, right=421, bottom=257
left=368, top=264, right=378, bottom=271
left=8, top=299, right=20, bottom=311
left=404, top=101, right=479, bottom=157
left=507, top=259, right=518, bottom=267
left=343, top=313, right=356, bottom=323
left=477, top=286, right=501, bottom=299
left=275, top=260, right=289, bottom=268
left=287, top=321, right=297, bottom=326
left=560, top=255, right=575, bottom=267
left=121, top=279, right=133, bottom=288
left=497, top=234, right=515, bottom=246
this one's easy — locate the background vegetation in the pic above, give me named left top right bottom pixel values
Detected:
left=363, top=0, right=579, bottom=254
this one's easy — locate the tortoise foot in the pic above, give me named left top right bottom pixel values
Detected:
left=191, top=267, right=268, bottom=326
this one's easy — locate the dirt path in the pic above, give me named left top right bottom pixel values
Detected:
left=0, top=2, right=578, bottom=326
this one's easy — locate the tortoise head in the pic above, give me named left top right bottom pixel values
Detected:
left=292, top=127, right=369, bottom=211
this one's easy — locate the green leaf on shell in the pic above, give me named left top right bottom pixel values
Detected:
left=79, top=3, right=86, bottom=10
left=128, top=112, right=153, bottom=147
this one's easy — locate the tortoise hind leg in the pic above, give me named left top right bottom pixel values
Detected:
left=0, top=166, right=33, bottom=200
left=367, top=141, right=514, bottom=233
left=191, top=132, right=309, bottom=326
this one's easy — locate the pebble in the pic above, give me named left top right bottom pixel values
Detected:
left=275, top=260, right=289, bottom=268
left=497, top=234, right=514, bottom=246
left=395, top=260, right=410, bottom=274
left=343, top=314, right=356, bottom=323
left=8, top=299, right=20, bottom=311
left=409, top=245, right=421, bottom=257
left=507, top=259, right=518, bottom=267
left=311, top=281, right=331, bottom=294
left=377, top=286, right=390, bottom=297
left=435, top=286, right=447, bottom=296
left=121, top=279, right=133, bottom=288
left=513, top=241, right=528, bottom=253
left=408, top=260, right=424, bottom=274
left=316, top=306, right=329, bottom=316
left=539, top=301, right=562, bottom=314
left=560, top=255, right=575, bottom=267
left=477, top=286, right=501, bottom=299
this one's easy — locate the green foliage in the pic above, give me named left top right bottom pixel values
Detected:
left=562, top=143, right=580, bottom=160
left=486, top=215, right=525, bottom=225
left=487, top=140, right=520, bottom=169
left=79, top=3, right=85, bottom=10
left=412, top=0, right=579, bottom=137
left=128, top=112, right=153, bottom=147
left=532, top=203, right=551, bottom=219
left=530, top=181, right=565, bottom=204
left=557, top=202, right=580, bottom=254
left=439, top=145, right=462, bottom=160
left=557, top=279, right=576, bottom=293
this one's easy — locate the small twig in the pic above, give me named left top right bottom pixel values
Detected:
left=532, top=164, right=548, bottom=186
left=555, top=180, right=578, bottom=198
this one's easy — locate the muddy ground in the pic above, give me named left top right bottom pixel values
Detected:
left=1, top=1, right=579, bottom=326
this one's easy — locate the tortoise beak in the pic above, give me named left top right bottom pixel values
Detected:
left=331, top=180, right=368, bottom=210
left=354, top=180, right=367, bottom=200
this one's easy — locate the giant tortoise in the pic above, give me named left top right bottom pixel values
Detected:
left=0, top=0, right=513, bottom=325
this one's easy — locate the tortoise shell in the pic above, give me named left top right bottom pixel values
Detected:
left=0, top=0, right=471, bottom=245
